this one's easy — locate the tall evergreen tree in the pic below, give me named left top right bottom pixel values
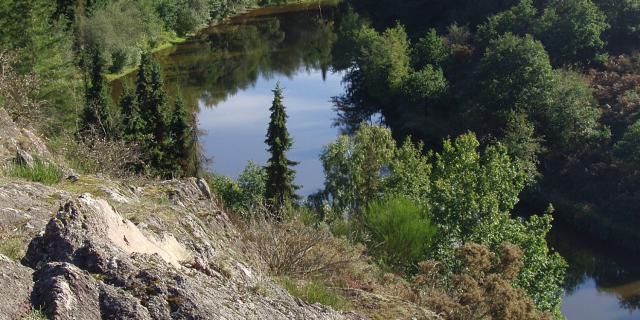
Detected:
left=134, top=52, right=171, bottom=175
left=168, top=95, right=195, bottom=177
left=264, top=84, right=299, bottom=216
left=81, top=47, right=113, bottom=135
left=120, top=84, right=146, bottom=142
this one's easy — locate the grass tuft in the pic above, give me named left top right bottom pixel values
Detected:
left=279, top=278, right=349, bottom=310
left=5, top=158, right=63, bottom=186
left=0, top=237, right=25, bottom=261
left=21, top=308, right=48, bottom=320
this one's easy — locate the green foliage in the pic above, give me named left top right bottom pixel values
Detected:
left=595, top=0, right=640, bottom=40
left=356, top=23, right=411, bottom=102
left=279, top=278, right=349, bottom=310
left=364, top=197, right=436, bottom=273
left=21, top=308, right=48, bottom=320
left=84, top=0, right=168, bottom=72
left=264, top=84, right=299, bottom=213
left=237, top=161, right=267, bottom=209
left=320, top=125, right=396, bottom=217
left=412, top=28, right=449, bottom=69
left=5, top=159, right=63, bottom=186
left=537, top=0, right=609, bottom=64
left=615, top=120, right=640, bottom=162
left=206, top=162, right=267, bottom=213
left=401, top=65, right=448, bottom=102
left=476, top=0, right=538, bottom=43
left=0, top=0, right=78, bottom=134
left=502, top=111, right=543, bottom=184
left=478, top=33, right=554, bottom=115
left=168, top=95, right=196, bottom=176
left=544, top=70, right=602, bottom=153
left=320, top=126, right=566, bottom=316
left=82, top=48, right=117, bottom=136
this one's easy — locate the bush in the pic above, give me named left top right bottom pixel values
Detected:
left=5, top=158, right=63, bottom=186
left=364, top=197, right=436, bottom=273
left=240, top=209, right=366, bottom=280
left=415, top=243, right=554, bottom=320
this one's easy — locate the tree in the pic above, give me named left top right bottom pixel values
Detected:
left=476, top=33, right=554, bottom=127
left=264, top=84, right=299, bottom=215
left=168, top=95, right=194, bottom=176
left=82, top=47, right=115, bottom=136
left=319, top=126, right=566, bottom=316
left=615, top=120, right=640, bottom=162
left=120, top=84, right=146, bottom=142
left=476, top=0, right=538, bottom=43
left=401, top=65, right=448, bottom=103
left=134, top=52, right=172, bottom=175
left=536, top=0, right=609, bottom=65
left=412, top=28, right=449, bottom=69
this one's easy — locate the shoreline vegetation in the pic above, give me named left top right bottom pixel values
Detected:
left=105, top=0, right=341, bottom=82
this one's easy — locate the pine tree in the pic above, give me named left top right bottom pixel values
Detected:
left=120, top=84, right=146, bottom=142
left=81, top=47, right=113, bottom=136
left=168, top=95, right=194, bottom=177
left=135, top=52, right=171, bottom=175
left=264, top=84, right=299, bottom=217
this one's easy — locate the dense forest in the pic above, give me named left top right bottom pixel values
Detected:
left=1, top=0, right=640, bottom=319
left=327, top=0, right=640, bottom=256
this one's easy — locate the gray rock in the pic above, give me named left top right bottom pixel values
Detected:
left=0, top=254, right=34, bottom=319
left=22, top=194, right=364, bottom=320
left=15, top=149, right=35, bottom=168
left=32, top=262, right=102, bottom=320
left=196, top=177, right=212, bottom=200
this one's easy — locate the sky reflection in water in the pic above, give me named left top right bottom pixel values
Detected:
left=198, top=70, right=344, bottom=195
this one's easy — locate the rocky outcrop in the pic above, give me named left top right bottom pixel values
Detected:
left=0, top=107, right=49, bottom=164
left=0, top=254, right=33, bottom=319
left=14, top=189, right=363, bottom=320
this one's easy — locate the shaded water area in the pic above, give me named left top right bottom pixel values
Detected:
left=111, top=3, right=640, bottom=319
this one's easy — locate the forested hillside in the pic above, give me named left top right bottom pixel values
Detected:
left=1, top=1, right=639, bottom=319
left=330, top=0, right=640, bottom=255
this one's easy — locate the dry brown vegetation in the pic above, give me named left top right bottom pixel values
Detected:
left=413, top=243, right=553, bottom=320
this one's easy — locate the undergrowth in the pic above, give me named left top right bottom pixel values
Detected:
left=4, top=159, right=62, bottom=186
left=279, top=277, right=349, bottom=311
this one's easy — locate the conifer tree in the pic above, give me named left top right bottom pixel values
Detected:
left=120, top=84, right=146, bottom=142
left=264, top=84, right=299, bottom=216
left=134, top=52, right=171, bottom=175
left=168, top=95, right=194, bottom=177
left=82, top=47, right=113, bottom=136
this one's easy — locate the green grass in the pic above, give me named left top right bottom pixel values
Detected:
left=4, top=159, right=63, bottom=186
left=22, top=309, right=48, bottom=320
left=279, top=278, right=349, bottom=310
left=0, top=237, right=25, bottom=261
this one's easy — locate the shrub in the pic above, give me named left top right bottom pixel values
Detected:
left=240, top=209, right=366, bottom=280
left=415, top=243, right=554, bottom=320
left=364, top=197, right=436, bottom=273
left=5, top=158, right=63, bottom=186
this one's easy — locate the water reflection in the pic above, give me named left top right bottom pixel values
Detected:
left=112, top=4, right=343, bottom=194
left=549, top=223, right=640, bottom=319
left=153, top=6, right=337, bottom=113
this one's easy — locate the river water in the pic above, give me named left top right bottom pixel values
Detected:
left=113, top=3, right=640, bottom=319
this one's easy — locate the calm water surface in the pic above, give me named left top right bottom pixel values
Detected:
left=114, top=3, right=640, bottom=319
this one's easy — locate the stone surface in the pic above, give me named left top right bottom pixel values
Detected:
left=0, top=108, right=49, bottom=164
left=0, top=254, right=34, bottom=319
left=19, top=191, right=364, bottom=320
